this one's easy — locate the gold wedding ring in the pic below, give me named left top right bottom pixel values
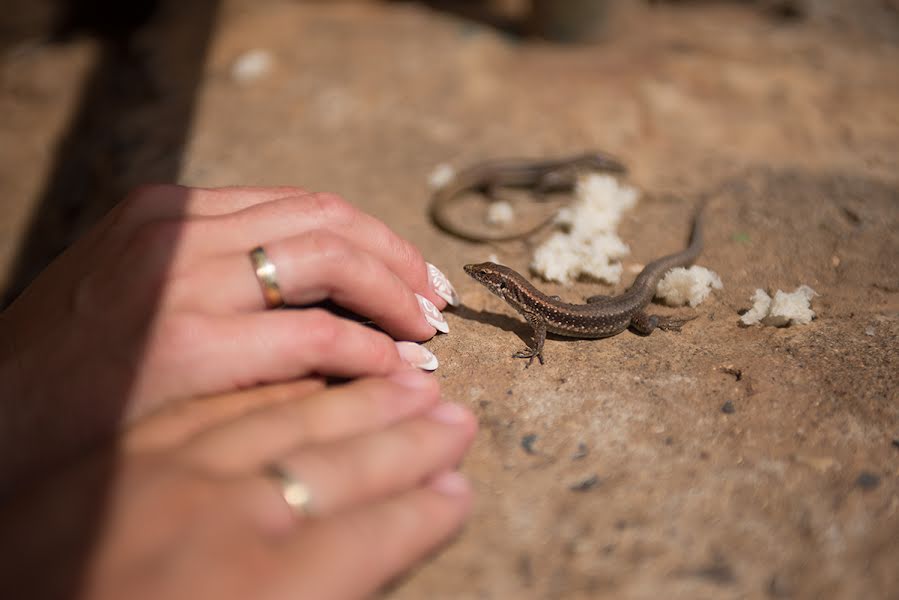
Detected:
left=264, top=463, right=313, bottom=518
left=249, top=246, right=284, bottom=309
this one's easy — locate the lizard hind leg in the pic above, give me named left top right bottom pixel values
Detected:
left=513, top=347, right=544, bottom=368
left=630, top=312, right=698, bottom=336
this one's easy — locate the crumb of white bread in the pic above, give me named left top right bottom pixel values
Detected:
left=740, top=285, right=818, bottom=326
left=530, top=174, right=638, bottom=285
left=656, top=266, right=723, bottom=307
left=428, top=163, right=455, bottom=189
left=485, top=201, right=515, bottom=226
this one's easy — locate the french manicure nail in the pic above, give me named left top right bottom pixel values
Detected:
left=388, top=368, right=435, bottom=389
left=430, top=471, right=470, bottom=497
left=427, top=402, right=470, bottom=425
left=427, top=263, right=461, bottom=307
left=416, top=293, right=449, bottom=333
left=395, top=342, right=439, bottom=371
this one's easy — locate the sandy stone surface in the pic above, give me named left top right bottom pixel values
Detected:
left=2, top=1, right=897, bottom=598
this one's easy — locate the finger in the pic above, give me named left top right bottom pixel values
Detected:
left=150, top=309, right=428, bottom=397
left=90, top=186, right=315, bottom=281
left=168, top=230, right=448, bottom=340
left=125, top=378, right=326, bottom=453
left=168, top=192, right=458, bottom=308
left=179, top=371, right=442, bottom=471
left=115, top=185, right=313, bottom=224
left=277, top=404, right=476, bottom=516
left=238, top=401, right=476, bottom=525
left=274, top=475, right=473, bottom=597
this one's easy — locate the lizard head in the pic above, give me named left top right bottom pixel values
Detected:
left=464, top=262, right=520, bottom=303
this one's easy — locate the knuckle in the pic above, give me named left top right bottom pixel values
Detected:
left=299, top=309, right=342, bottom=350
left=268, top=185, right=309, bottom=197
left=388, top=234, right=425, bottom=273
left=302, top=229, right=352, bottom=262
left=151, top=313, right=208, bottom=351
left=127, top=219, right=183, bottom=257
left=347, top=326, right=397, bottom=372
left=120, top=183, right=182, bottom=216
left=306, top=191, right=356, bottom=224
left=369, top=334, right=402, bottom=372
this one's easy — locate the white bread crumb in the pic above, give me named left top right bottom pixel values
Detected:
left=740, top=285, right=818, bottom=326
left=530, top=174, right=638, bottom=285
left=656, top=266, right=723, bottom=307
left=740, top=289, right=772, bottom=325
left=485, top=201, right=515, bottom=226
left=428, top=164, right=455, bottom=189
left=532, top=232, right=627, bottom=285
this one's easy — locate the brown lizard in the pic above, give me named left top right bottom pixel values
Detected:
left=464, top=203, right=704, bottom=366
left=429, top=152, right=626, bottom=243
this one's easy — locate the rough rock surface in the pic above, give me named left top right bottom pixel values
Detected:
left=1, top=1, right=897, bottom=598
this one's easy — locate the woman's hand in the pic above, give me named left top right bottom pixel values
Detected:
left=0, top=185, right=460, bottom=489
left=1, top=372, right=477, bottom=600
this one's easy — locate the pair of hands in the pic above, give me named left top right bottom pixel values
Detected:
left=0, top=185, right=475, bottom=599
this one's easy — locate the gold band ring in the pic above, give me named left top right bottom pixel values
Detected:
left=249, top=246, right=284, bottom=309
left=263, top=463, right=313, bottom=518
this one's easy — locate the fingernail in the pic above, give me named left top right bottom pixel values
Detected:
left=430, top=471, right=470, bottom=497
left=395, top=342, right=439, bottom=371
left=427, top=263, right=461, bottom=307
left=428, top=402, right=470, bottom=425
left=416, top=293, right=449, bottom=334
left=388, top=368, right=435, bottom=390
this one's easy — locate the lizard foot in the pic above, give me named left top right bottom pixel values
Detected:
left=630, top=312, right=698, bottom=335
left=656, top=314, right=699, bottom=332
left=513, top=348, right=544, bottom=368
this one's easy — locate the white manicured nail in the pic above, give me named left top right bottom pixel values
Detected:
left=416, top=293, right=449, bottom=333
left=395, top=342, right=439, bottom=371
left=427, top=262, right=461, bottom=307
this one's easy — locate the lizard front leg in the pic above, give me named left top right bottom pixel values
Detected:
left=513, top=310, right=547, bottom=367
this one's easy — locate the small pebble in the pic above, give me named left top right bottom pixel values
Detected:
left=692, top=561, right=736, bottom=585
left=572, top=442, right=589, bottom=460
left=721, top=401, right=736, bottom=414
left=569, top=475, right=600, bottom=492
left=521, top=434, right=538, bottom=455
left=855, top=471, right=880, bottom=490
left=864, top=326, right=876, bottom=336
